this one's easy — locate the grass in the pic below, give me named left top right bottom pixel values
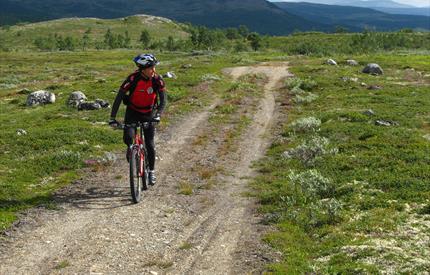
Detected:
left=143, top=260, right=174, bottom=269
left=178, top=182, right=193, bottom=195
left=55, top=260, right=70, bottom=270
left=179, top=242, right=193, bottom=250
left=0, top=16, right=188, bottom=51
left=253, top=53, right=430, bottom=273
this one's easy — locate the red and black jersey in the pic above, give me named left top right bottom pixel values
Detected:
left=120, top=71, right=166, bottom=113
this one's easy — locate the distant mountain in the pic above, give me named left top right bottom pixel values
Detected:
left=373, top=7, right=430, bottom=16
left=272, top=0, right=416, bottom=8
left=271, top=0, right=430, bottom=15
left=274, top=2, right=430, bottom=31
left=0, top=0, right=332, bottom=35
left=338, top=0, right=415, bottom=8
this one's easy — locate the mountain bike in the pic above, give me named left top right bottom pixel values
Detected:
left=119, top=120, right=159, bottom=203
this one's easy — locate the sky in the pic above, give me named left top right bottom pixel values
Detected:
left=268, top=0, right=430, bottom=7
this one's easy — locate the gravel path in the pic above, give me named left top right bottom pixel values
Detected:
left=0, top=63, right=292, bottom=275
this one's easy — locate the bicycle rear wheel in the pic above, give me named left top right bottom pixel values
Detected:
left=129, top=148, right=142, bottom=203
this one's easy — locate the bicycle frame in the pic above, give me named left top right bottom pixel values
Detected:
left=118, top=120, right=158, bottom=203
left=130, top=123, right=149, bottom=177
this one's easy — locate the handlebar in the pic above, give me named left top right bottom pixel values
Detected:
left=114, top=120, right=159, bottom=130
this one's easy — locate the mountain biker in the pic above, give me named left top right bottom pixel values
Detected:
left=109, top=53, right=167, bottom=185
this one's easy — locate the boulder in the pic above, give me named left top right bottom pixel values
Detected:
left=367, top=85, right=382, bottom=90
left=375, top=119, right=398, bottom=126
left=16, top=129, right=27, bottom=136
left=95, top=99, right=110, bottom=108
left=78, top=102, right=101, bottom=111
left=326, top=59, right=337, bottom=66
left=341, top=76, right=358, bottom=82
left=363, top=109, right=375, bottom=116
left=346, top=59, right=359, bottom=66
left=362, top=63, right=383, bottom=75
left=67, top=91, right=87, bottom=107
left=163, top=71, right=177, bottom=79
left=26, top=90, right=55, bottom=106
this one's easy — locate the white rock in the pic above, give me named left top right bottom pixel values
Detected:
left=16, top=129, right=27, bottom=136
left=362, top=63, right=383, bottom=75
left=163, top=71, right=177, bottom=79
left=326, top=59, right=337, bottom=65
left=346, top=59, right=359, bottom=66
left=67, top=91, right=87, bottom=107
left=26, top=90, right=56, bottom=106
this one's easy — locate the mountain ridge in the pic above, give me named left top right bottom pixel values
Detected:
left=0, top=0, right=332, bottom=35
left=274, top=2, right=430, bottom=31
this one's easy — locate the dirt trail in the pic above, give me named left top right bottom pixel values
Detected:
left=0, top=63, right=292, bottom=274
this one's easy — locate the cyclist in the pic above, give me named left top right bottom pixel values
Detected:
left=109, top=53, right=167, bottom=185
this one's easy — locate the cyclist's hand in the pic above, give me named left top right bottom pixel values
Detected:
left=109, top=118, right=119, bottom=128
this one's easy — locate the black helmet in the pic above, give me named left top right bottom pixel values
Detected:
left=133, top=53, right=159, bottom=69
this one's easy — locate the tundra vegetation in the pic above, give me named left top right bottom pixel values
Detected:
left=0, top=16, right=429, bottom=273
left=254, top=54, right=430, bottom=273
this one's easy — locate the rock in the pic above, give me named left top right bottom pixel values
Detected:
left=367, top=85, right=382, bottom=90
left=326, top=59, right=337, bottom=65
left=95, top=99, right=110, bottom=108
left=346, top=59, right=359, bottom=66
left=26, top=90, right=56, bottom=106
left=375, top=119, right=398, bottom=126
left=163, top=71, right=177, bottom=79
left=360, top=82, right=367, bottom=87
left=78, top=102, right=101, bottom=111
left=341, top=76, right=358, bottom=82
left=16, top=129, right=27, bottom=136
left=67, top=91, right=87, bottom=107
left=181, top=64, right=192, bottom=69
left=363, top=109, right=375, bottom=116
left=362, top=63, right=383, bottom=75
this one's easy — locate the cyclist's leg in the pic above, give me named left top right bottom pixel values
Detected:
left=143, top=124, right=155, bottom=170
left=123, top=107, right=137, bottom=161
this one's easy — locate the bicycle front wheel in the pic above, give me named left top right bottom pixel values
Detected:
left=129, top=148, right=142, bottom=203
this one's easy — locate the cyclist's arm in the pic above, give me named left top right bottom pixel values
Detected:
left=110, top=89, right=125, bottom=119
left=111, top=74, right=135, bottom=119
left=157, top=90, right=167, bottom=115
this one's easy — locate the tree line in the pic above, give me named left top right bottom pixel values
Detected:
left=6, top=24, right=426, bottom=54
left=31, top=25, right=264, bottom=52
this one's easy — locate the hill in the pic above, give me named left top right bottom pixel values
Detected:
left=274, top=2, right=430, bottom=31
left=0, top=0, right=331, bottom=35
left=0, top=15, right=188, bottom=51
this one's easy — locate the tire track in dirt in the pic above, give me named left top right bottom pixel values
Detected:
left=0, top=101, right=220, bottom=274
left=177, top=63, right=293, bottom=274
left=0, top=63, right=292, bottom=275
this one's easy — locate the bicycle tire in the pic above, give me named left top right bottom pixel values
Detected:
left=129, top=148, right=142, bottom=203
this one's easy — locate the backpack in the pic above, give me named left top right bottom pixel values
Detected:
left=123, top=73, right=161, bottom=111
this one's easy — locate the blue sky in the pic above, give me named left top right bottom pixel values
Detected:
left=268, top=0, right=430, bottom=7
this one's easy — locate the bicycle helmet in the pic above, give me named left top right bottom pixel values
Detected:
left=133, top=53, right=159, bottom=69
